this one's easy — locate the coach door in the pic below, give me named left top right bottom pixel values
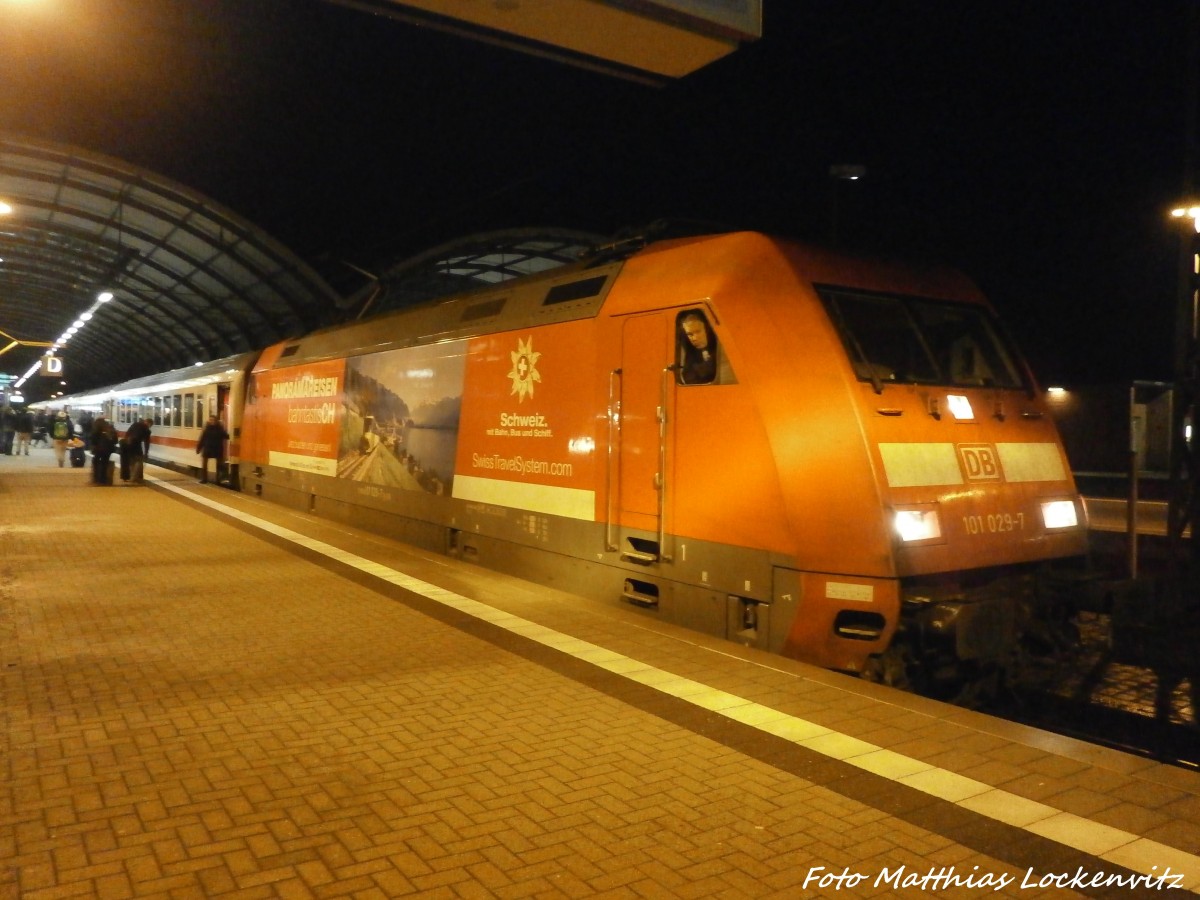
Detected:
left=612, top=311, right=678, bottom=564
left=216, top=385, right=232, bottom=479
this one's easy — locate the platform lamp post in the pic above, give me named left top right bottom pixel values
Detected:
left=829, top=164, right=866, bottom=246
left=1167, top=204, right=1200, bottom=577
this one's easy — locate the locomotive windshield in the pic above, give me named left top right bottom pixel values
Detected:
left=818, top=287, right=1025, bottom=390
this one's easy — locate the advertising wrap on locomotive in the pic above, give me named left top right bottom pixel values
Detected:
left=54, top=231, right=1090, bottom=696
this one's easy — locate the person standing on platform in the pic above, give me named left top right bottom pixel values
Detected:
left=89, top=416, right=118, bottom=485
left=0, top=405, right=16, bottom=455
left=123, top=417, right=152, bottom=484
left=14, top=407, right=34, bottom=455
left=195, top=415, right=229, bottom=484
left=50, top=410, right=73, bottom=467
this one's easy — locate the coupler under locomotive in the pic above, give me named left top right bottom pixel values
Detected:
left=863, top=564, right=1085, bottom=705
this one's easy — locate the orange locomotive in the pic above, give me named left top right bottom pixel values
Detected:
left=234, top=230, right=1087, bottom=692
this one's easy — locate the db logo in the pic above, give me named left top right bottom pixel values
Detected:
left=957, top=443, right=1003, bottom=482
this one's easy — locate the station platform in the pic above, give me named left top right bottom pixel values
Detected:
left=3, top=447, right=1200, bottom=899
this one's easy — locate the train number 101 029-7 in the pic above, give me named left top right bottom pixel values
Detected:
left=962, top=512, right=1025, bottom=534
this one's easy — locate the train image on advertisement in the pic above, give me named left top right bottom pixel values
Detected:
left=61, top=231, right=1088, bottom=695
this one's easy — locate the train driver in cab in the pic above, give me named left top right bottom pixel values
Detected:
left=678, top=311, right=718, bottom=385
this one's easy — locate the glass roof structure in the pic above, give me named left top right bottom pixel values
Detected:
left=0, top=134, right=345, bottom=401
left=0, top=135, right=613, bottom=402
left=359, top=228, right=607, bottom=318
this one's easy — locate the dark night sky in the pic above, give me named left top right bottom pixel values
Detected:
left=1, top=0, right=1196, bottom=386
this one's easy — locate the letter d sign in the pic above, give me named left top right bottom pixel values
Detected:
left=41, top=356, right=64, bottom=376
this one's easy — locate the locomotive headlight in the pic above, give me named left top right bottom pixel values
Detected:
left=1040, top=499, right=1078, bottom=529
left=894, top=508, right=942, bottom=542
left=946, top=394, right=974, bottom=420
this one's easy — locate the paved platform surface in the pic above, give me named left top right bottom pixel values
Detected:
left=3, top=447, right=1200, bottom=898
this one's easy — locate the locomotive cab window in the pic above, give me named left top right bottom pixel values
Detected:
left=676, top=310, right=731, bottom=385
left=819, top=287, right=1025, bottom=390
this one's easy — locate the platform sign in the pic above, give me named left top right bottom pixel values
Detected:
left=642, top=0, right=761, bottom=37
left=387, top=0, right=758, bottom=80
left=40, top=356, right=64, bottom=376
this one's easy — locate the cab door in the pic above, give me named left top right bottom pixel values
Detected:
left=614, top=311, right=676, bottom=562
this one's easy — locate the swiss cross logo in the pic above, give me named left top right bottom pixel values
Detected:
left=957, top=443, right=1003, bottom=482
left=507, top=336, right=541, bottom=402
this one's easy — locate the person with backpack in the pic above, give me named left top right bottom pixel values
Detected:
left=0, top=405, right=16, bottom=456
left=89, top=416, right=118, bottom=485
left=50, top=411, right=73, bottom=468
left=123, top=417, right=152, bottom=484
left=195, top=415, right=229, bottom=484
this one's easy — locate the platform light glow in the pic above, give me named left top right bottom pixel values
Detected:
left=1171, top=205, right=1200, bottom=232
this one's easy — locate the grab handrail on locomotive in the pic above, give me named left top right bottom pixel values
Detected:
left=43, top=229, right=1090, bottom=699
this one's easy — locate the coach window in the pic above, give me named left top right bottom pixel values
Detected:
left=184, top=394, right=195, bottom=428
left=676, top=309, right=723, bottom=385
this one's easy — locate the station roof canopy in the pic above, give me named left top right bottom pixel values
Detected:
left=361, top=227, right=609, bottom=318
left=0, top=134, right=346, bottom=402
left=0, top=135, right=617, bottom=404
left=333, top=0, right=761, bottom=84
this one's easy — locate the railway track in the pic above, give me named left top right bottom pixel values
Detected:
left=972, top=504, right=1198, bottom=768
left=988, top=612, right=1200, bottom=770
